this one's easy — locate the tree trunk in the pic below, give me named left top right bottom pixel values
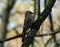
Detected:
left=0, top=0, right=15, bottom=47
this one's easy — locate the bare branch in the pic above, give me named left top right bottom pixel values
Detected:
left=0, top=29, right=59, bottom=45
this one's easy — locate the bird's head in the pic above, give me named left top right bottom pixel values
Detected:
left=25, top=11, right=34, bottom=17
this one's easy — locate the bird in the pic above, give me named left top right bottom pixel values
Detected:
left=22, top=11, right=34, bottom=42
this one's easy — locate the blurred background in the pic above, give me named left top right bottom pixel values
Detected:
left=0, top=0, right=60, bottom=47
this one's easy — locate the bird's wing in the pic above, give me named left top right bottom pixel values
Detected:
left=24, top=19, right=30, bottom=26
left=24, top=18, right=32, bottom=30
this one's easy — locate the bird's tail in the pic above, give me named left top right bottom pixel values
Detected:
left=22, top=28, right=26, bottom=42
